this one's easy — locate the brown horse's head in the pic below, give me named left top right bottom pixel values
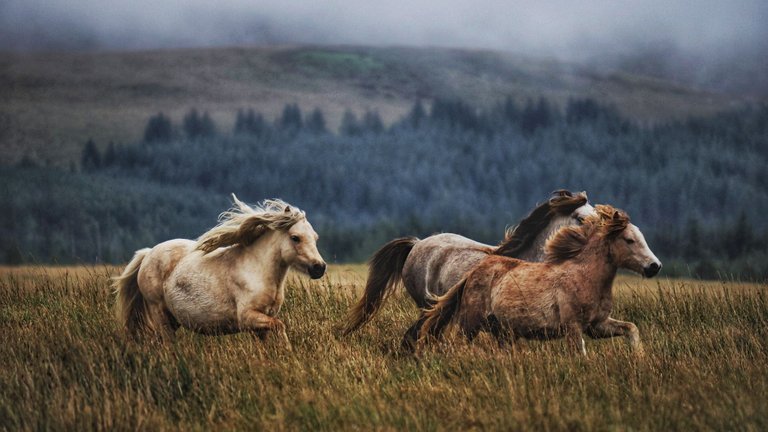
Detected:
left=546, top=204, right=662, bottom=278
left=594, top=205, right=662, bottom=278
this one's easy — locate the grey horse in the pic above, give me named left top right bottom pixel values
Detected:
left=341, top=190, right=595, bottom=349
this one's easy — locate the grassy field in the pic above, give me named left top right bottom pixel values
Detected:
left=0, top=45, right=743, bottom=166
left=1, top=264, right=766, bottom=430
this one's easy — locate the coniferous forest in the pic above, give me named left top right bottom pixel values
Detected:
left=2, top=97, right=767, bottom=279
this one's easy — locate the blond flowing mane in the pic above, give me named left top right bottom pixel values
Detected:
left=544, top=204, right=630, bottom=262
left=196, top=195, right=306, bottom=253
left=494, top=190, right=589, bottom=257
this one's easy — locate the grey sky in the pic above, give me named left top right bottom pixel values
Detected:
left=2, top=0, right=766, bottom=59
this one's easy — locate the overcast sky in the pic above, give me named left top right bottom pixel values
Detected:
left=1, top=0, right=766, bottom=60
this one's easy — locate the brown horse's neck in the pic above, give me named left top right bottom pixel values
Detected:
left=572, top=235, right=618, bottom=297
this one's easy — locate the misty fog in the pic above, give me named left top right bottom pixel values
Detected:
left=2, top=1, right=767, bottom=94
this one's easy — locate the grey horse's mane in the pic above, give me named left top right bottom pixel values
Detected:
left=494, top=190, right=589, bottom=258
left=544, top=204, right=629, bottom=262
left=196, top=195, right=305, bottom=254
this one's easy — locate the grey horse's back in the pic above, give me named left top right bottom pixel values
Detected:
left=402, top=233, right=492, bottom=306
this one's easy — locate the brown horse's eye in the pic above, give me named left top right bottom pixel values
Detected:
left=624, top=237, right=635, bottom=244
left=291, top=235, right=301, bottom=243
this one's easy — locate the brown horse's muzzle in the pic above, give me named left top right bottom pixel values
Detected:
left=643, top=262, right=661, bottom=278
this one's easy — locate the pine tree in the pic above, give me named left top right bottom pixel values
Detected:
left=81, top=139, right=102, bottom=171
left=340, top=109, right=362, bottom=136
left=143, top=112, right=173, bottom=143
left=306, top=108, right=327, bottom=134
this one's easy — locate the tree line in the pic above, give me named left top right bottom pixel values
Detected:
left=4, top=96, right=768, bottom=280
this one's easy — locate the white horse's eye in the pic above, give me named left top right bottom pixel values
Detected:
left=290, top=235, right=301, bottom=243
left=624, top=237, right=635, bottom=244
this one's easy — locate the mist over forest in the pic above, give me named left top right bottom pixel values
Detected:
left=2, top=97, right=767, bottom=279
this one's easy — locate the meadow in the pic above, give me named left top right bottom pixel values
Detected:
left=1, top=265, right=766, bottom=430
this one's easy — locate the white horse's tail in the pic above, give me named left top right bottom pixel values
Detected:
left=113, top=248, right=152, bottom=338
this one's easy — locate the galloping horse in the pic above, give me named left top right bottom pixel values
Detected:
left=342, top=190, right=595, bottom=348
left=419, top=205, right=661, bottom=355
left=113, top=196, right=326, bottom=350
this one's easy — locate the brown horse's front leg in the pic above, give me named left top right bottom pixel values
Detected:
left=586, top=318, right=643, bottom=355
left=565, top=322, right=587, bottom=356
left=239, top=309, right=293, bottom=352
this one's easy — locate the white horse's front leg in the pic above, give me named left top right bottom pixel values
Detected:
left=238, top=309, right=293, bottom=352
left=586, top=317, right=643, bottom=355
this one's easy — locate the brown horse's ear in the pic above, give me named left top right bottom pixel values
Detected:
left=284, top=206, right=291, bottom=213
left=551, top=189, right=572, bottom=197
left=613, top=210, right=621, bottom=220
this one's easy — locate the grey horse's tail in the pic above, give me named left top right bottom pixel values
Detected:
left=113, top=248, right=152, bottom=338
left=341, top=237, right=418, bottom=335
left=419, top=275, right=468, bottom=342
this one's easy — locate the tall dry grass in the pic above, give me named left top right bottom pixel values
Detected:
left=0, top=265, right=766, bottom=430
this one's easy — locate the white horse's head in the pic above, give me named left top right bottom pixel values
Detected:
left=196, top=196, right=327, bottom=279
left=280, top=215, right=326, bottom=279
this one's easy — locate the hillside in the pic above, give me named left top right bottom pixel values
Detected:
left=0, top=45, right=745, bottom=166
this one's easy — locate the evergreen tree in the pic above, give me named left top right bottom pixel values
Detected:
left=81, top=139, right=101, bottom=171
left=279, top=103, right=303, bottom=130
left=408, top=100, right=426, bottom=128
left=363, top=110, right=384, bottom=134
left=340, top=109, right=362, bottom=136
left=143, top=112, right=173, bottom=143
left=306, top=108, right=327, bottom=134
left=183, top=109, right=202, bottom=139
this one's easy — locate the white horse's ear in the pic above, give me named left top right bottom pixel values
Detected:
left=284, top=206, right=291, bottom=213
left=613, top=210, right=621, bottom=220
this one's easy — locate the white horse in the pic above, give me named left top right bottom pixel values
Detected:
left=113, top=196, right=326, bottom=350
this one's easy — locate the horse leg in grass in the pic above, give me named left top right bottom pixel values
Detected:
left=566, top=323, right=587, bottom=355
left=239, top=309, right=293, bottom=351
left=401, top=313, right=428, bottom=352
left=586, top=318, right=643, bottom=355
left=148, top=304, right=176, bottom=342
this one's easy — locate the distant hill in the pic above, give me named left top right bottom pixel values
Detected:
left=0, top=45, right=748, bottom=166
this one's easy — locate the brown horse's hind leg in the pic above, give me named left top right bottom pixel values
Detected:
left=239, top=309, right=293, bottom=352
left=487, top=315, right=516, bottom=351
left=586, top=318, right=643, bottom=355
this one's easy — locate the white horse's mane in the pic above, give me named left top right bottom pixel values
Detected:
left=196, top=195, right=306, bottom=253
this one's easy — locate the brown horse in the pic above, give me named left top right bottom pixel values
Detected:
left=341, top=190, right=595, bottom=348
left=419, top=205, right=661, bottom=355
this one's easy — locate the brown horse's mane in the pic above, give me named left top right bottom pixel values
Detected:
left=494, top=190, right=589, bottom=258
left=196, top=195, right=305, bottom=254
left=544, top=204, right=630, bottom=262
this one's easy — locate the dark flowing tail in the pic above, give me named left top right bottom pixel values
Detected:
left=419, top=276, right=469, bottom=343
left=341, top=237, right=418, bottom=335
left=113, top=248, right=151, bottom=338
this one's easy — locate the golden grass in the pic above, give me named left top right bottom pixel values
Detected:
left=1, top=265, right=766, bottom=430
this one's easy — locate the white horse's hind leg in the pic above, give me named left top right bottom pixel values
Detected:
left=239, top=309, right=293, bottom=352
left=147, top=303, right=176, bottom=342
